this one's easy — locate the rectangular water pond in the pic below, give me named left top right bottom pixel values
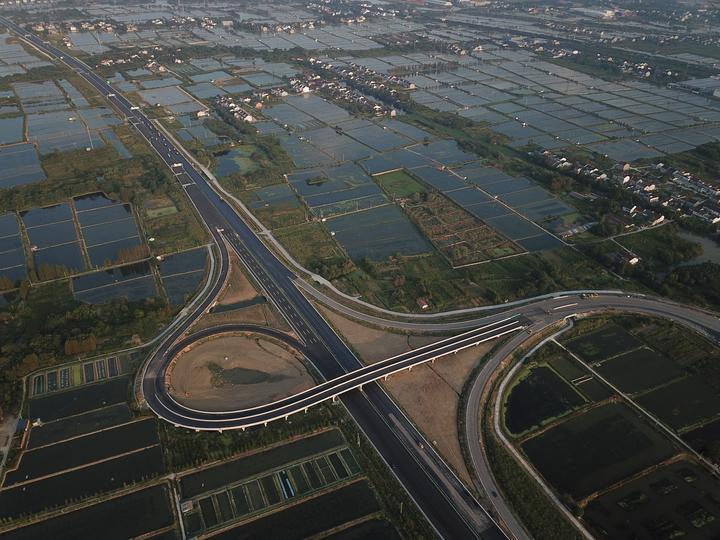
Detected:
left=0, top=143, right=46, bottom=188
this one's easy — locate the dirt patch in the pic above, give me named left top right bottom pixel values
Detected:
left=169, top=333, right=314, bottom=411
left=192, top=303, right=290, bottom=333
left=317, top=304, right=439, bottom=363
left=191, top=251, right=289, bottom=333
left=382, top=343, right=492, bottom=485
left=316, top=302, right=492, bottom=485
left=217, top=251, right=261, bottom=306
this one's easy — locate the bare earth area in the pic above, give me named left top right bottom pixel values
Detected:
left=169, top=333, right=314, bottom=412
left=193, top=303, right=290, bottom=333
left=217, top=251, right=260, bottom=306
left=317, top=304, right=439, bottom=363
left=318, top=303, right=492, bottom=484
left=191, top=253, right=290, bottom=333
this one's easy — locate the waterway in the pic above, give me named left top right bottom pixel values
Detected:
left=677, top=231, right=720, bottom=268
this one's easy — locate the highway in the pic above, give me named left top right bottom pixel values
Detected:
left=8, top=19, right=720, bottom=540
left=0, top=19, right=507, bottom=540
left=152, top=316, right=527, bottom=428
left=462, top=294, right=720, bottom=538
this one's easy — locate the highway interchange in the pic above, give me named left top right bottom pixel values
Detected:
left=2, top=19, right=506, bottom=540
left=6, top=17, right=720, bottom=540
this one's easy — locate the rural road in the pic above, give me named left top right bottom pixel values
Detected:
left=1, top=20, right=507, bottom=540
left=7, top=17, right=720, bottom=540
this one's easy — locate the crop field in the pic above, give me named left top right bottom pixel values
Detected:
left=522, top=403, right=677, bottom=500
left=137, top=86, right=203, bottom=114
left=180, top=430, right=345, bottom=498
left=273, top=222, right=345, bottom=268
left=72, top=262, right=157, bottom=304
left=403, top=191, right=522, bottom=266
left=4, top=419, right=158, bottom=487
left=208, top=480, right=382, bottom=540
left=0, top=445, right=164, bottom=520
left=546, top=351, right=588, bottom=382
left=341, top=120, right=412, bottom=152
left=22, top=202, right=85, bottom=276
left=682, top=418, right=720, bottom=458
left=519, top=315, right=720, bottom=492
left=326, top=204, right=431, bottom=261
left=158, top=247, right=208, bottom=306
left=630, top=319, right=720, bottom=379
left=596, top=347, right=685, bottom=394
left=75, top=193, right=145, bottom=268
left=399, top=50, right=720, bottom=161
left=214, top=146, right=259, bottom=177
left=0, top=212, right=27, bottom=286
left=636, top=377, right=720, bottom=431
left=27, top=403, right=133, bottom=449
left=584, top=460, right=720, bottom=540
left=2, top=484, right=175, bottom=540
left=325, top=519, right=401, bottom=540
left=375, top=169, right=426, bottom=198
left=244, top=184, right=306, bottom=229
left=12, top=78, right=121, bottom=155
left=0, top=115, right=23, bottom=144
left=0, top=142, right=46, bottom=189
left=178, top=430, right=364, bottom=536
left=504, top=366, right=586, bottom=435
left=575, top=377, right=615, bottom=402
left=564, top=324, right=643, bottom=362
left=61, top=16, right=414, bottom=55
left=16, top=192, right=166, bottom=291
left=287, top=162, right=387, bottom=219
left=254, top=94, right=574, bottom=272
left=408, top=162, right=569, bottom=252
left=30, top=354, right=131, bottom=397
left=174, top=115, right=220, bottom=147
left=28, top=377, right=129, bottom=422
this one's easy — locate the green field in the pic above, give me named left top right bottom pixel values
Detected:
left=273, top=222, right=348, bottom=273
left=374, top=169, right=426, bottom=198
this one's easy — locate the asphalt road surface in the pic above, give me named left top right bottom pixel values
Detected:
left=8, top=19, right=720, bottom=540
left=0, top=19, right=506, bottom=540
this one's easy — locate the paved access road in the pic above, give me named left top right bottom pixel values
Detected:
left=1, top=19, right=507, bottom=540
left=145, top=316, right=527, bottom=427
left=462, top=293, right=720, bottom=539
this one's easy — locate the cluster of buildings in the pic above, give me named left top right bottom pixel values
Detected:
left=304, top=1, right=400, bottom=22
left=540, top=149, right=720, bottom=229
left=288, top=71, right=394, bottom=115
left=214, top=94, right=262, bottom=124
left=307, top=56, right=410, bottom=100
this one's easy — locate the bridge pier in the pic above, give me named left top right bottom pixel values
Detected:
left=264, top=421, right=268, bottom=427
left=332, top=395, right=337, bottom=403
left=304, top=407, right=308, bottom=413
